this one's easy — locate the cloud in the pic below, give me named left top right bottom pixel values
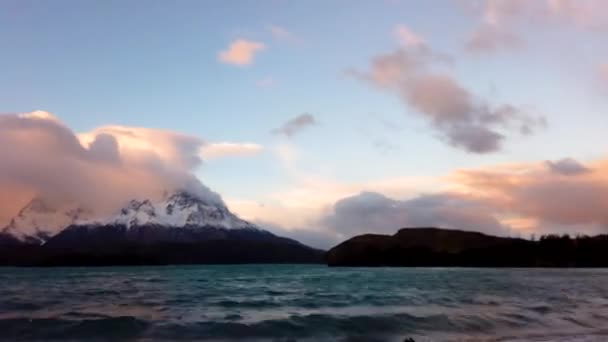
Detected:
left=227, top=171, right=442, bottom=239
left=600, top=63, right=608, bottom=83
left=231, top=188, right=506, bottom=250
left=229, top=154, right=608, bottom=248
left=372, top=138, right=400, bottom=154
left=478, top=0, right=528, bottom=26
left=0, top=111, right=259, bottom=226
left=394, top=24, right=425, bottom=48
left=268, top=25, right=298, bottom=43
left=320, top=191, right=509, bottom=241
left=460, top=0, right=531, bottom=54
left=546, top=0, right=608, bottom=30
left=218, top=39, right=265, bottom=66
left=78, top=125, right=205, bottom=170
left=255, top=220, right=339, bottom=250
left=546, top=158, right=591, bottom=176
left=200, top=142, right=263, bottom=160
left=466, top=25, right=522, bottom=53
left=349, top=36, right=545, bottom=153
left=452, top=158, right=608, bottom=230
left=256, top=76, right=275, bottom=88
left=463, top=0, right=608, bottom=54
left=321, top=192, right=408, bottom=237
left=272, top=113, right=317, bottom=138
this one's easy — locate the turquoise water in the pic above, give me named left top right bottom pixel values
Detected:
left=1, top=265, right=608, bottom=341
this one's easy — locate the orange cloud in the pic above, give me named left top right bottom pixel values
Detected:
left=452, top=158, right=608, bottom=231
left=235, top=155, right=608, bottom=244
left=218, top=39, right=265, bottom=66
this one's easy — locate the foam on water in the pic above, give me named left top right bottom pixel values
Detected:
left=1, top=266, right=607, bottom=341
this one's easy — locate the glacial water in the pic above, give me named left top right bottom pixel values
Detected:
left=1, top=265, right=608, bottom=341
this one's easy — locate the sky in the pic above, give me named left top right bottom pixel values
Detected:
left=1, top=0, right=608, bottom=249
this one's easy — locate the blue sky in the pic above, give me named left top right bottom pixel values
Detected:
left=2, top=0, right=608, bottom=247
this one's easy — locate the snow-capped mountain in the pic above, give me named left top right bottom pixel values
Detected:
left=90, top=191, right=259, bottom=230
left=1, top=198, right=90, bottom=245
left=45, top=190, right=277, bottom=248
left=0, top=191, right=324, bottom=265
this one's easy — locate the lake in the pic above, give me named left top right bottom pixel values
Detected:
left=1, top=265, right=607, bottom=341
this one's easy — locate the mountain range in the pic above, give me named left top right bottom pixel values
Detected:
left=0, top=191, right=323, bottom=266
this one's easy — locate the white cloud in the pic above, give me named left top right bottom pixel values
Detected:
left=200, top=142, right=263, bottom=160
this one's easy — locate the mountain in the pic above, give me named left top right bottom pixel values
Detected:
left=0, top=198, right=90, bottom=245
left=95, top=191, right=260, bottom=230
left=46, top=191, right=274, bottom=247
left=326, top=227, right=608, bottom=267
left=0, top=191, right=324, bottom=266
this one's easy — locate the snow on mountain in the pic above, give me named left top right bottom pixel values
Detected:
left=1, top=198, right=91, bottom=244
left=2, top=191, right=261, bottom=246
left=87, top=191, right=260, bottom=230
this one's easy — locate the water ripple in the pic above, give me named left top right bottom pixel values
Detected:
left=0, top=266, right=607, bottom=341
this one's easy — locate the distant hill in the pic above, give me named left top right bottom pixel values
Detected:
left=326, top=227, right=608, bottom=267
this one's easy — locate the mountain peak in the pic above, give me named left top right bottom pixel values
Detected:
left=97, top=190, right=257, bottom=230
left=2, top=197, right=91, bottom=244
left=18, top=198, right=55, bottom=216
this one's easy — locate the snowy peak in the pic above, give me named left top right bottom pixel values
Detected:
left=103, top=191, right=258, bottom=230
left=2, top=198, right=91, bottom=244
left=2, top=191, right=261, bottom=246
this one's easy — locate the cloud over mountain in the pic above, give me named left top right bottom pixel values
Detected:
left=320, top=191, right=509, bottom=240
left=232, top=155, right=608, bottom=248
left=0, top=111, right=257, bottom=225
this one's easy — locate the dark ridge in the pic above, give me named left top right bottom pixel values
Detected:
left=326, top=227, right=608, bottom=267
left=0, top=224, right=324, bottom=266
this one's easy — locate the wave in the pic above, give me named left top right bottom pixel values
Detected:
left=2, top=266, right=608, bottom=341
left=2, top=313, right=607, bottom=341
left=0, top=316, right=149, bottom=340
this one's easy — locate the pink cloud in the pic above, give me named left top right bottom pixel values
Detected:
left=466, top=24, right=522, bottom=53
left=348, top=39, right=545, bottom=153
left=0, top=111, right=259, bottom=225
left=218, top=39, right=265, bottom=66
left=452, top=158, right=608, bottom=230
left=600, top=63, right=608, bottom=83
left=394, top=24, right=425, bottom=48
left=461, top=1, right=608, bottom=54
